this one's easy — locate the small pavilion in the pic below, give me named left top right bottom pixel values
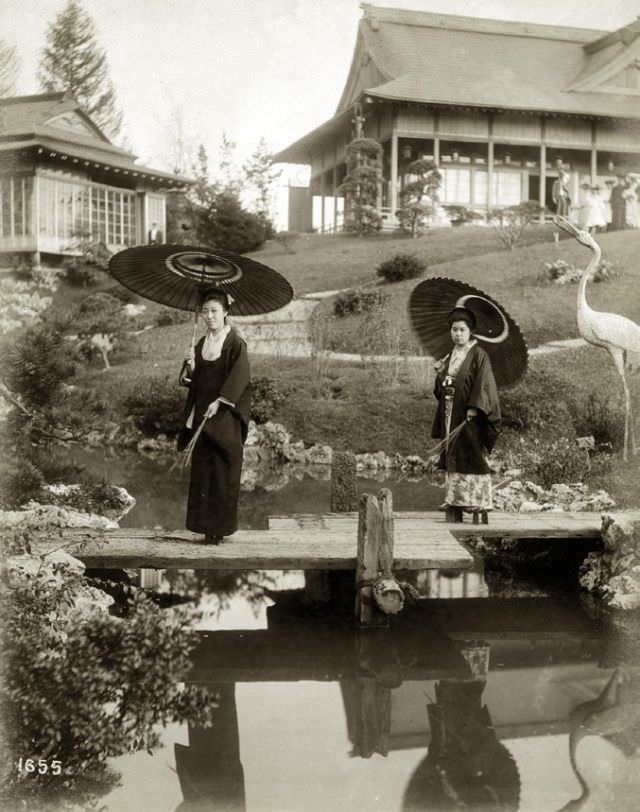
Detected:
left=275, top=5, right=640, bottom=231
left=0, top=92, right=190, bottom=266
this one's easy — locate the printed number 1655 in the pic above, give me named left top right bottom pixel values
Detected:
left=17, top=758, right=62, bottom=775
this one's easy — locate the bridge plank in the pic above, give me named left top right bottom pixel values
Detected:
left=29, top=526, right=472, bottom=571
left=269, top=510, right=640, bottom=539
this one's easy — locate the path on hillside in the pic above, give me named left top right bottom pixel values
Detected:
left=236, top=285, right=588, bottom=362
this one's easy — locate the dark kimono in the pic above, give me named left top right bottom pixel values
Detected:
left=431, top=343, right=500, bottom=509
left=180, top=329, right=250, bottom=537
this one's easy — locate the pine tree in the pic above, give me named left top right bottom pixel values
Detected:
left=243, top=137, right=281, bottom=229
left=0, top=39, right=19, bottom=98
left=38, top=0, right=122, bottom=139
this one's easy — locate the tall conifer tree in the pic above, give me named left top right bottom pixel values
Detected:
left=38, top=0, right=122, bottom=139
left=0, top=39, right=19, bottom=97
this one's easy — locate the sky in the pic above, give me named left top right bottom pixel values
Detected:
left=1, top=0, right=640, bottom=178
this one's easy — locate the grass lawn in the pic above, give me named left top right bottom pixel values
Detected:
left=248, top=222, right=555, bottom=295
left=312, top=228, right=640, bottom=352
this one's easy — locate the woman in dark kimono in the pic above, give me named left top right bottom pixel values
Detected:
left=432, top=307, right=500, bottom=523
left=179, top=290, right=250, bottom=544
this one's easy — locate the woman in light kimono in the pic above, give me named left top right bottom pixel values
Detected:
left=431, top=307, right=501, bottom=523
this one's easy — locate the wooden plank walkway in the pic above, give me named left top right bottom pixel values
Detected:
left=29, top=510, right=640, bottom=571
left=30, top=525, right=472, bottom=571
left=269, top=510, right=640, bottom=540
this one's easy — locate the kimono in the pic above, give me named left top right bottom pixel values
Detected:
left=431, top=343, right=500, bottom=510
left=179, top=328, right=250, bottom=537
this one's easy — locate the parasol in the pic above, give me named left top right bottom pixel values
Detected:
left=408, top=277, right=528, bottom=388
left=108, top=244, right=293, bottom=316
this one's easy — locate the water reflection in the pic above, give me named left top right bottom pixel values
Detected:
left=174, top=685, right=245, bottom=812
left=93, top=576, right=640, bottom=812
left=54, top=448, right=443, bottom=530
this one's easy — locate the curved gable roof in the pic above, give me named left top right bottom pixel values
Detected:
left=338, top=5, right=640, bottom=119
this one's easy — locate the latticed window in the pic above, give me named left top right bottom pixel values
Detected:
left=37, top=174, right=138, bottom=249
left=0, top=175, right=33, bottom=237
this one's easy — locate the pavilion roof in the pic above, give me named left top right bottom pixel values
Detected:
left=0, top=93, right=191, bottom=185
left=275, top=5, right=640, bottom=163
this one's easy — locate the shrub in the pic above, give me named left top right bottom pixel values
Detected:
left=122, top=377, right=185, bottom=436
left=396, top=158, right=442, bottom=237
left=1, top=565, right=213, bottom=807
left=251, top=376, right=286, bottom=424
left=340, top=137, right=383, bottom=236
left=491, top=201, right=546, bottom=250
left=333, top=288, right=388, bottom=317
left=195, top=190, right=266, bottom=254
left=0, top=458, right=46, bottom=509
left=154, top=307, right=193, bottom=327
left=499, top=369, right=576, bottom=438
left=444, top=205, right=484, bottom=226
left=274, top=230, right=300, bottom=253
left=541, top=257, right=619, bottom=285
left=64, top=261, right=100, bottom=288
left=572, top=391, right=625, bottom=450
left=376, top=253, right=426, bottom=284
left=2, top=322, right=76, bottom=409
left=541, top=259, right=581, bottom=285
left=72, top=292, right=133, bottom=369
left=525, top=437, right=591, bottom=489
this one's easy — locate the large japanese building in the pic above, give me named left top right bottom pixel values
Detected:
left=275, top=5, right=640, bottom=231
left=0, top=92, right=189, bottom=265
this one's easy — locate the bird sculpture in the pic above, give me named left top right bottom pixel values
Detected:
left=558, top=668, right=640, bottom=811
left=555, top=216, right=640, bottom=461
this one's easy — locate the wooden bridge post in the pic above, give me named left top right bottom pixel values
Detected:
left=356, top=489, right=395, bottom=627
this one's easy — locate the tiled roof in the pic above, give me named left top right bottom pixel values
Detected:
left=347, top=5, right=640, bottom=118
left=0, top=93, right=191, bottom=184
left=0, top=92, right=110, bottom=141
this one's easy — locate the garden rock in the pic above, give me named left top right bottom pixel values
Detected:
left=6, top=550, right=114, bottom=612
left=579, top=514, right=640, bottom=609
left=494, top=479, right=615, bottom=513
left=42, top=483, right=136, bottom=521
left=0, top=504, right=118, bottom=531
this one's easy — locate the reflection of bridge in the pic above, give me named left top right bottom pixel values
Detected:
left=173, top=596, right=612, bottom=811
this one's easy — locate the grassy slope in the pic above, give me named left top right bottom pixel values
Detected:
left=312, top=228, right=640, bottom=351
left=248, top=223, right=554, bottom=295
left=63, top=225, right=640, bottom=504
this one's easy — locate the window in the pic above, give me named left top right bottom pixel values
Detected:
left=441, top=168, right=471, bottom=204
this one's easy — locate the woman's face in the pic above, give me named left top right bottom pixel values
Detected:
left=200, top=299, right=227, bottom=332
left=450, top=320, right=472, bottom=346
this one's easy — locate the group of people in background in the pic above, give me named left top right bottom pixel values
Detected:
left=553, top=168, right=640, bottom=234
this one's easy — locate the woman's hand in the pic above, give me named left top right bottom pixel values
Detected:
left=466, top=408, right=478, bottom=421
left=204, top=399, right=220, bottom=419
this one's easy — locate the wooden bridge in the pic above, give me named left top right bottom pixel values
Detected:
left=30, top=508, right=638, bottom=571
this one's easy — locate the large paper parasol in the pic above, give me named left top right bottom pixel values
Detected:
left=408, top=277, right=528, bottom=388
left=109, top=244, right=293, bottom=315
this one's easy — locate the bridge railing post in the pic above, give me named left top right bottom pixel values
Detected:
left=356, top=489, right=397, bottom=627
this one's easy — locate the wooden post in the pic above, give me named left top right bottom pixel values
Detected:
left=355, top=489, right=397, bottom=627
left=377, top=488, right=394, bottom=578
left=356, top=493, right=384, bottom=626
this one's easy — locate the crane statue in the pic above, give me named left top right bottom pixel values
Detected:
left=555, top=216, right=640, bottom=462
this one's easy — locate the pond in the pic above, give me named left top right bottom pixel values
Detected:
left=93, top=572, right=640, bottom=812
left=30, top=449, right=640, bottom=811
left=59, top=448, right=445, bottom=529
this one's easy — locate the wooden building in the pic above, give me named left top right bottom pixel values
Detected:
left=0, top=92, right=189, bottom=265
left=275, top=5, right=640, bottom=231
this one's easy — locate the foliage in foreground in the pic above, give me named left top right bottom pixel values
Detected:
left=1, top=561, right=213, bottom=808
